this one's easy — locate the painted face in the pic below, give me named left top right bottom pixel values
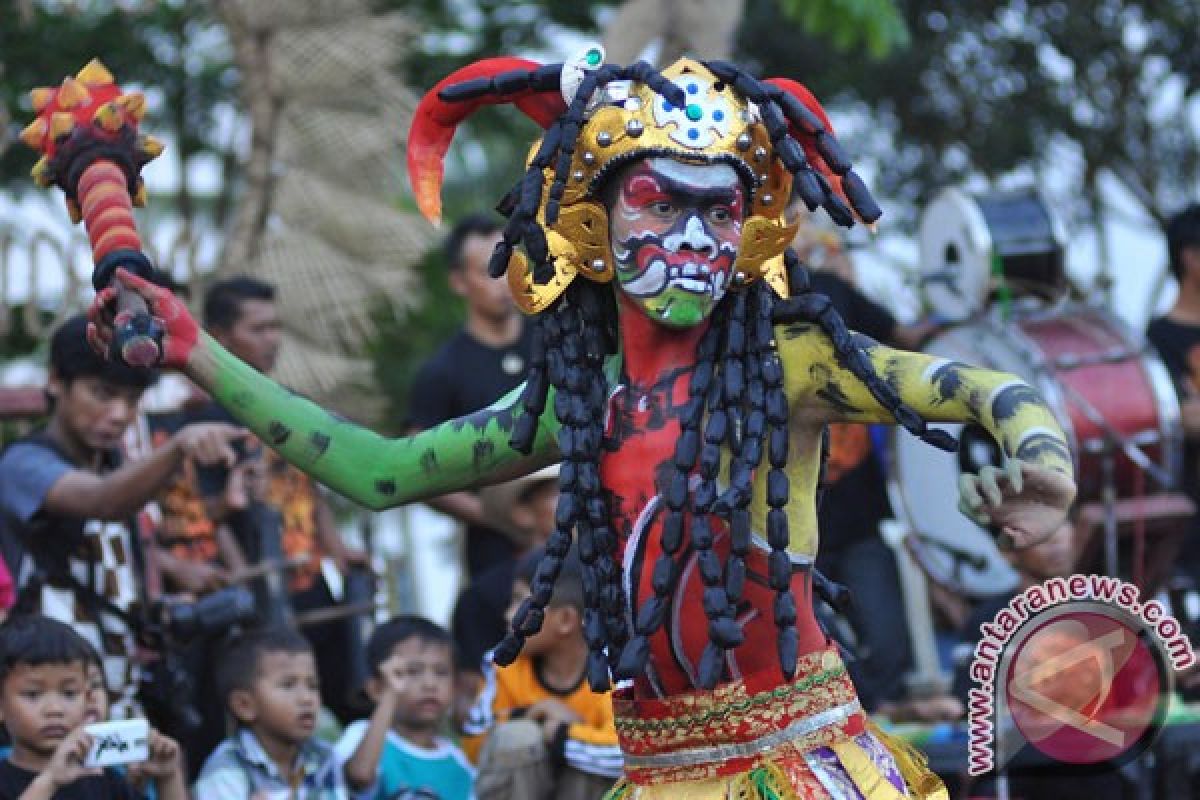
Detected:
left=608, top=157, right=745, bottom=327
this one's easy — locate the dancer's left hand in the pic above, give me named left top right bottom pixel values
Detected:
left=958, top=459, right=1075, bottom=550
left=88, top=267, right=199, bottom=371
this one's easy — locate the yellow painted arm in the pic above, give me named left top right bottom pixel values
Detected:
left=778, top=321, right=1072, bottom=476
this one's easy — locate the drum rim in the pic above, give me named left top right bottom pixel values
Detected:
left=918, top=186, right=994, bottom=321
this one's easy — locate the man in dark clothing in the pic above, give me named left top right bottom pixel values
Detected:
left=1147, top=205, right=1200, bottom=572
left=408, top=214, right=533, bottom=579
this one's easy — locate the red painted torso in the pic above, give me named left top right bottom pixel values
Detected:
left=600, top=299, right=827, bottom=698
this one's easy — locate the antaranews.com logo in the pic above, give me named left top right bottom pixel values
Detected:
left=967, top=574, right=1194, bottom=775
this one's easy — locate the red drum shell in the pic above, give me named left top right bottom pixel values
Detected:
left=1012, top=308, right=1180, bottom=500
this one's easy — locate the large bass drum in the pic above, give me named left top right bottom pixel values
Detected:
left=888, top=305, right=1182, bottom=596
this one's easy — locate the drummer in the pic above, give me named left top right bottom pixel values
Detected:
left=787, top=200, right=956, bottom=720
left=1147, top=205, right=1200, bottom=579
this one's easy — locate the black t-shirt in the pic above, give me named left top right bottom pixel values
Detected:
left=1147, top=316, right=1200, bottom=501
left=808, top=272, right=899, bottom=551
left=0, top=760, right=138, bottom=800
left=809, top=271, right=898, bottom=346
left=408, top=326, right=534, bottom=577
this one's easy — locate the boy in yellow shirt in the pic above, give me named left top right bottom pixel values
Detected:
left=463, top=550, right=622, bottom=799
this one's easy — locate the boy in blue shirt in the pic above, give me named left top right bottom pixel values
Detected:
left=337, top=617, right=473, bottom=800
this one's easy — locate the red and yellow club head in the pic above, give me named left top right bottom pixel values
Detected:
left=21, top=59, right=163, bottom=220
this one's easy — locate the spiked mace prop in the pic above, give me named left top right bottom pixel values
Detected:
left=21, top=59, right=166, bottom=367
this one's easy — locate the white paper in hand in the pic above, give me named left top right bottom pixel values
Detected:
left=83, top=718, right=150, bottom=768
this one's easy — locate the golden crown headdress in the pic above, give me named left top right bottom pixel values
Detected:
left=408, top=47, right=880, bottom=313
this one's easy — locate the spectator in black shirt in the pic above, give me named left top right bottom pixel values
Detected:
left=408, top=214, right=533, bottom=579
left=1147, top=205, right=1200, bottom=573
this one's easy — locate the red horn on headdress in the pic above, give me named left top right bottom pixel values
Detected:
left=763, top=78, right=855, bottom=214
left=408, top=57, right=567, bottom=225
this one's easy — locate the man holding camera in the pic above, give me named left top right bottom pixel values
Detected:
left=0, top=314, right=245, bottom=718
left=153, top=277, right=367, bottom=721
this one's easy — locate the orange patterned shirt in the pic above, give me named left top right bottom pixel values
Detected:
left=150, top=427, right=324, bottom=594
left=152, top=428, right=220, bottom=567
left=262, top=449, right=324, bottom=593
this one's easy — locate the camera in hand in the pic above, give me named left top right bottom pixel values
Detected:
left=157, top=585, right=257, bottom=641
left=139, top=587, right=258, bottom=732
left=84, top=719, right=150, bottom=768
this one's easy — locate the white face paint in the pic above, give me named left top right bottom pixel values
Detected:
left=608, top=158, right=746, bottom=327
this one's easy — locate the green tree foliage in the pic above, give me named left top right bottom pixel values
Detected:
left=741, top=0, right=1200, bottom=225
left=776, top=0, right=908, bottom=59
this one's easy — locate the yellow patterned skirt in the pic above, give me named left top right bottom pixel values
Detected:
left=605, top=647, right=947, bottom=800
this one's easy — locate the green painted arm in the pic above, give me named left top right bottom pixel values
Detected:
left=188, top=334, right=562, bottom=510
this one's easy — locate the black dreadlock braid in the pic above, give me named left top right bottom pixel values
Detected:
left=546, top=64, right=628, bottom=225
left=434, top=63, right=566, bottom=283
left=622, top=59, right=690, bottom=102
left=499, top=281, right=622, bottom=691
left=436, top=63, right=564, bottom=103
left=703, top=60, right=881, bottom=227
left=697, top=289, right=755, bottom=687
left=776, top=250, right=956, bottom=451
left=574, top=283, right=628, bottom=680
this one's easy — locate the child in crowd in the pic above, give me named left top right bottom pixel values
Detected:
left=463, top=550, right=622, bottom=800
left=195, top=626, right=363, bottom=798
left=452, top=467, right=559, bottom=725
left=82, top=662, right=108, bottom=727
left=78, top=658, right=159, bottom=800
left=0, top=615, right=185, bottom=800
left=336, top=617, right=473, bottom=800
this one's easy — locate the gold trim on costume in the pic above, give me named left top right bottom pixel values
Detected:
left=623, top=699, right=862, bottom=770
